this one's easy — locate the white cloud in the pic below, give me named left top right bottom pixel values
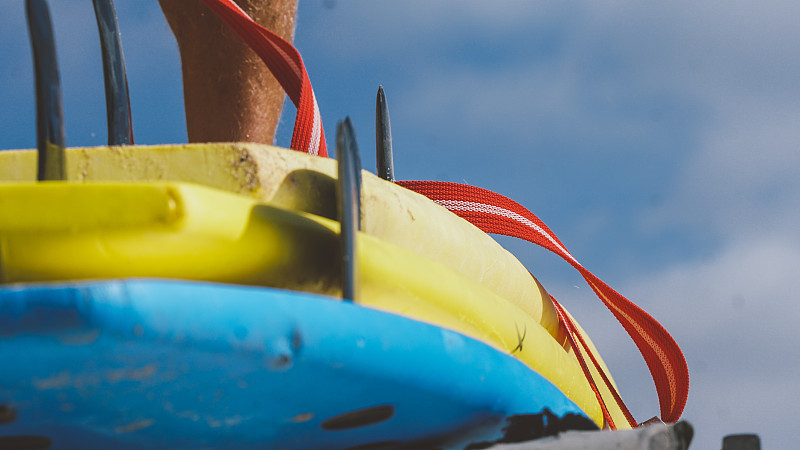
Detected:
left=301, top=1, right=564, bottom=61
left=515, top=231, right=799, bottom=449
left=610, top=234, right=800, bottom=449
left=624, top=235, right=799, bottom=344
left=611, top=0, right=800, bottom=243
left=347, top=0, right=800, bottom=247
left=651, top=107, right=800, bottom=240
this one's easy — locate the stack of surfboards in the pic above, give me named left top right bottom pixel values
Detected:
left=0, top=143, right=633, bottom=448
left=1, top=0, right=661, bottom=447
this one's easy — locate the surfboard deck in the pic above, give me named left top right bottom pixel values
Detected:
left=0, top=280, right=595, bottom=449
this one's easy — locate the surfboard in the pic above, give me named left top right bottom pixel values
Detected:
left=0, top=180, right=619, bottom=426
left=0, top=279, right=596, bottom=449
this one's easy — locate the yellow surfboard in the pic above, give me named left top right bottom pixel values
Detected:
left=0, top=145, right=629, bottom=428
left=0, top=144, right=562, bottom=340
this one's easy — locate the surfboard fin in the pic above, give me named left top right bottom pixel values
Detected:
left=26, top=0, right=66, bottom=181
left=92, top=0, right=134, bottom=146
left=336, top=117, right=362, bottom=302
left=375, top=85, right=395, bottom=182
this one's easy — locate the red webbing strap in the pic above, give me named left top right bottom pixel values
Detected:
left=201, top=0, right=327, bottom=156
left=397, top=180, right=689, bottom=424
left=550, top=296, right=617, bottom=429
left=551, top=295, right=638, bottom=429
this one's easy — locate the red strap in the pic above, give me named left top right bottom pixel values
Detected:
left=397, top=180, right=689, bottom=424
left=551, top=295, right=637, bottom=429
left=550, top=296, right=617, bottom=429
left=201, top=0, right=326, bottom=156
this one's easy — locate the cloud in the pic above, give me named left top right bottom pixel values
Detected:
left=540, top=232, right=799, bottom=449
left=300, top=1, right=566, bottom=62
left=334, top=0, right=800, bottom=254
left=611, top=234, right=800, bottom=449
left=615, top=0, right=800, bottom=243
left=649, top=107, right=800, bottom=241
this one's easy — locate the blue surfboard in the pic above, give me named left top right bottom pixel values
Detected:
left=0, top=280, right=595, bottom=449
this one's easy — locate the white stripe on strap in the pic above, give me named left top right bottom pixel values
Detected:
left=435, top=199, right=579, bottom=265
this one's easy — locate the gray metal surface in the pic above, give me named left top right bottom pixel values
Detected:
left=484, top=421, right=694, bottom=450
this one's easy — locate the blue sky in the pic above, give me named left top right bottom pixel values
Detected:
left=2, top=1, right=799, bottom=448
